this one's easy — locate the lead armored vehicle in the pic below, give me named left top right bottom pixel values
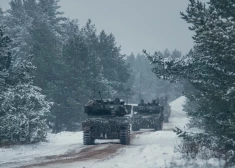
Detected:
left=132, top=99, right=164, bottom=131
left=82, top=92, right=131, bottom=145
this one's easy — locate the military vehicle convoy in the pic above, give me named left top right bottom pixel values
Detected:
left=132, top=99, right=164, bottom=131
left=82, top=92, right=132, bottom=145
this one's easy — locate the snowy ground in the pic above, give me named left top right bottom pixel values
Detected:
left=0, top=132, right=85, bottom=168
left=0, top=96, right=222, bottom=168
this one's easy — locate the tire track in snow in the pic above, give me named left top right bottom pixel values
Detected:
left=18, top=131, right=147, bottom=168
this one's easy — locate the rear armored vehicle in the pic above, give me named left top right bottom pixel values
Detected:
left=132, top=99, right=164, bottom=131
left=82, top=92, right=131, bottom=145
left=159, top=97, right=171, bottom=122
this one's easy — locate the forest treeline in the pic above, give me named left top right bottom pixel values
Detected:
left=146, top=0, right=235, bottom=166
left=126, top=50, right=183, bottom=104
left=1, top=0, right=235, bottom=167
left=0, top=0, right=182, bottom=145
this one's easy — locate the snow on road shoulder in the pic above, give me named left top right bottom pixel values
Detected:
left=165, top=96, right=189, bottom=130
left=0, top=132, right=84, bottom=168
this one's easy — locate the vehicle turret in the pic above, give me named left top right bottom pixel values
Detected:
left=132, top=99, right=164, bottom=131
left=82, top=92, right=131, bottom=145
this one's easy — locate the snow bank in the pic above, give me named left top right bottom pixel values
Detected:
left=0, top=132, right=84, bottom=168
left=168, top=96, right=189, bottom=130
left=169, top=96, right=186, bottom=116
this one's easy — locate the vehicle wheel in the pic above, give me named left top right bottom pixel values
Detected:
left=83, top=131, right=94, bottom=145
left=120, top=125, right=130, bottom=145
left=154, top=123, right=163, bottom=131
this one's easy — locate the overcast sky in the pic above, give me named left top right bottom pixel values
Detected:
left=0, top=0, right=196, bottom=55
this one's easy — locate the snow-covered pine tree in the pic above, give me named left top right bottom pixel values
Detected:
left=52, top=25, right=91, bottom=132
left=81, top=20, right=108, bottom=99
left=0, top=26, right=51, bottom=145
left=2, top=1, right=132, bottom=133
left=97, top=29, right=131, bottom=99
left=145, top=0, right=235, bottom=166
left=3, top=0, right=67, bottom=133
left=0, top=25, right=11, bottom=95
left=125, top=52, right=183, bottom=103
left=0, top=8, right=3, bottom=23
left=3, top=0, right=32, bottom=61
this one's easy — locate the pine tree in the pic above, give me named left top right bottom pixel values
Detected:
left=2, top=0, right=65, bottom=133
left=0, top=26, right=50, bottom=145
left=3, top=0, right=32, bottom=60
left=98, top=30, right=131, bottom=98
left=0, top=25, right=11, bottom=94
left=126, top=52, right=183, bottom=103
left=144, top=0, right=235, bottom=166
left=171, top=49, right=182, bottom=59
left=51, top=25, right=91, bottom=132
left=81, top=19, right=107, bottom=99
left=2, top=1, right=132, bottom=133
left=0, top=8, right=3, bottom=23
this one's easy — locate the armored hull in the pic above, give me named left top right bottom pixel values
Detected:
left=132, top=103, right=164, bottom=131
left=82, top=116, right=130, bottom=145
left=82, top=97, right=131, bottom=145
left=158, top=97, right=171, bottom=122
left=163, top=104, right=171, bottom=122
left=132, top=113, right=163, bottom=131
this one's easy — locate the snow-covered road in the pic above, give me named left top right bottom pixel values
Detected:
left=0, top=96, right=189, bottom=168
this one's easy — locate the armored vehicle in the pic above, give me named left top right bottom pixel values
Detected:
left=132, top=99, right=164, bottom=131
left=159, top=97, right=171, bottom=122
left=82, top=92, right=131, bottom=145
